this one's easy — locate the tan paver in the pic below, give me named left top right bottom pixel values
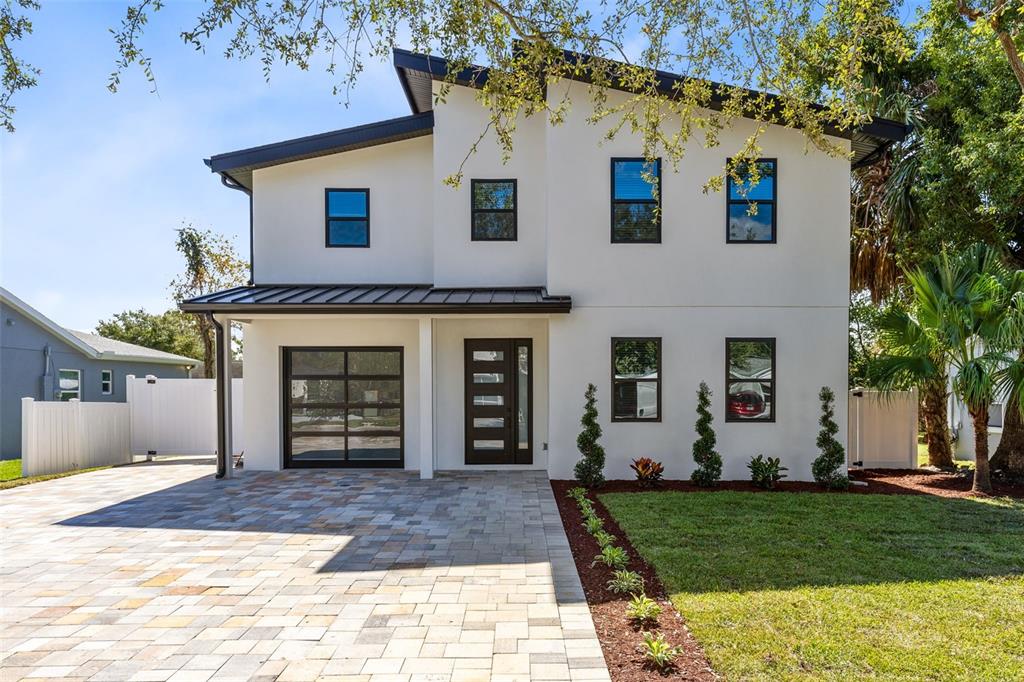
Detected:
left=0, top=461, right=606, bottom=681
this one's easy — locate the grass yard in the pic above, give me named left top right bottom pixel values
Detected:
left=601, top=490, right=1024, bottom=681
left=0, top=459, right=22, bottom=481
left=0, top=459, right=115, bottom=489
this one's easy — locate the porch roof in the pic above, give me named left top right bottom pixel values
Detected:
left=180, top=284, right=572, bottom=315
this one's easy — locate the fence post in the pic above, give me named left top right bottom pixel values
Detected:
left=70, top=398, right=83, bottom=471
left=125, top=375, right=135, bottom=458
left=146, top=375, right=157, bottom=460
left=21, top=397, right=34, bottom=476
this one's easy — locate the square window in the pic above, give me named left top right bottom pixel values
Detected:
left=611, top=338, right=661, bottom=421
left=101, top=369, right=113, bottom=395
left=612, top=159, right=661, bottom=243
left=58, top=369, right=80, bottom=401
left=726, top=338, right=776, bottom=422
left=727, top=159, right=776, bottom=243
left=325, top=189, right=369, bottom=247
left=471, top=180, right=517, bottom=240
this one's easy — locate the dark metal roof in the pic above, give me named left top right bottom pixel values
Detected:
left=180, top=284, right=572, bottom=314
left=392, top=48, right=908, bottom=167
left=206, top=112, right=435, bottom=189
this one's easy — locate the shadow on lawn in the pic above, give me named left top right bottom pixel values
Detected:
left=595, top=488, right=1024, bottom=595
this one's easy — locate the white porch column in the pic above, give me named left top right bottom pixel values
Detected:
left=418, top=317, right=434, bottom=479
left=219, top=315, right=234, bottom=479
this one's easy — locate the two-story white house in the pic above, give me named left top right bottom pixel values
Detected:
left=182, top=49, right=907, bottom=481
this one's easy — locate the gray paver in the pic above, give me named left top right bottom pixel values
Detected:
left=1, top=461, right=605, bottom=681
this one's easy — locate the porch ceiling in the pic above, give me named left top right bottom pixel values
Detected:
left=179, top=284, right=572, bottom=314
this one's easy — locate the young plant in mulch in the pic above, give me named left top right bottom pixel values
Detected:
left=691, top=381, right=723, bottom=487
left=630, top=457, right=665, bottom=488
left=592, top=529, right=617, bottom=548
left=641, top=631, right=684, bottom=671
left=592, top=544, right=630, bottom=569
left=574, top=383, right=607, bottom=488
left=626, top=593, right=663, bottom=624
left=812, top=386, right=850, bottom=490
left=606, top=570, right=644, bottom=595
left=583, top=515, right=605, bottom=535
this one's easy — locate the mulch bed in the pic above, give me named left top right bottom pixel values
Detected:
left=550, top=480, right=717, bottom=681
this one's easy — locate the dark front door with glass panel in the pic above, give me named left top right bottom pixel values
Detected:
left=284, top=347, right=403, bottom=468
left=464, top=339, right=532, bottom=465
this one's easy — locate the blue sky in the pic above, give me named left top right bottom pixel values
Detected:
left=1, top=1, right=407, bottom=331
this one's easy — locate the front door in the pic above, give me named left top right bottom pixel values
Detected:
left=464, top=339, right=532, bottom=465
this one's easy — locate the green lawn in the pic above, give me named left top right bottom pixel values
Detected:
left=0, top=459, right=21, bottom=481
left=0, top=459, right=114, bottom=489
left=601, top=490, right=1024, bottom=681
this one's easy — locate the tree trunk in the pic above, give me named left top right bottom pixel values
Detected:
left=922, top=379, right=954, bottom=467
left=195, top=314, right=215, bottom=379
left=969, top=405, right=992, bottom=494
left=991, top=387, right=1024, bottom=476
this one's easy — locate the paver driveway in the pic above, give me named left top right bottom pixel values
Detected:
left=0, top=461, right=608, bottom=682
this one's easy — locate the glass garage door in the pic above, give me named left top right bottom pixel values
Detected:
left=284, top=347, right=403, bottom=468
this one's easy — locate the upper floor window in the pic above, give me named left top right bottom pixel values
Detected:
left=611, top=158, right=661, bottom=243
left=611, top=337, right=661, bottom=421
left=727, top=159, right=776, bottom=243
left=471, top=180, right=517, bottom=241
left=58, top=369, right=81, bottom=401
left=325, top=188, right=370, bottom=247
left=101, top=369, right=113, bottom=395
left=726, top=338, right=775, bottom=422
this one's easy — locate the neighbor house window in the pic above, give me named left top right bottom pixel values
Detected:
left=471, top=179, right=517, bottom=240
left=611, top=338, right=661, bottom=421
left=727, top=159, right=776, bottom=243
left=611, top=158, right=661, bottom=243
left=58, top=369, right=81, bottom=401
left=101, top=369, right=113, bottom=395
left=989, top=403, right=1004, bottom=428
left=325, top=188, right=370, bottom=247
left=726, top=338, right=775, bottom=422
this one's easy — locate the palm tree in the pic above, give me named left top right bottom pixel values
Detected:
left=871, top=244, right=1024, bottom=493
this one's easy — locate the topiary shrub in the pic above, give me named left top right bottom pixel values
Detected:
left=812, top=386, right=849, bottom=489
left=574, top=383, right=607, bottom=487
left=691, top=381, right=722, bottom=487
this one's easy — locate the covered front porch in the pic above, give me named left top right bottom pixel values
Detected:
left=180, top=285, right=571, bottom=480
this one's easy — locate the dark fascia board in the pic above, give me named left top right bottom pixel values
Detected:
left=206, top=111, right=435, bottom=178
left=392, top=48, right=908, bottom=145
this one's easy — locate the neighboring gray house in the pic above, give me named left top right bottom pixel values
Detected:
left=1, top=288, right=200, bottom=458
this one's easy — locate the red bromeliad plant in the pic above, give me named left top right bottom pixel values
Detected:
left=630, top=458, right=665, bottom=487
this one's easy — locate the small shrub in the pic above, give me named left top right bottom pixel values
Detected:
left=748, top=454, right=787, bottom=489
left=574, top=383, right=607, bottom=487
left=568, top=487, right=588, bottom=502
left=630, top=457, right=665, bottom=487
left=583, top=515, right=604, bottom=534
left=812, top=387, right=850, bottom=489
left=592, top=545, right=629, bottom=569
left=691, top=382, right=723, bottom=487
left=577, top=499, right=596, bottom=518
left=593, top=530, right=617, bottom=548
left=627, top=594, right=662, bottom=623
left=607, top=570, right=644, bottom=594
left=641, top=631, right=682, bottom=670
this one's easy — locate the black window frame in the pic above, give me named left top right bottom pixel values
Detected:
left=726, top=158, right=777, bottom=244
left=283, top=346, right=404, bottom=468
left=725, top=337, right=776, bottom=423
left=610, top=337, right=662, bottom=422
left=471, top=179, right=518, bottom=241
left=324, top=188, right=371, bottom=248
left=610, top=157, right=662, bottom=244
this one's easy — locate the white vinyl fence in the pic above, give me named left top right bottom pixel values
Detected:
left=848, top=388, right=919, bottom=469
left=20, top=376, right=243, bottom=476
left=21, top=398, right=131, bottom=476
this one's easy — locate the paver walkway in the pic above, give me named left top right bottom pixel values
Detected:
left=0, top=461, right=608, bottom=682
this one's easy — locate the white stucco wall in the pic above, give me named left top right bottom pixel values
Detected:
left=431, top=85, right=548, bottom=287
left=241, top=316, right=422, bottom=471
left=547, top=306, right=850, bottom=481
left=251, top=136, right=433, bottom=285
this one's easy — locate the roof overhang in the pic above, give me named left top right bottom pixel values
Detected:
left=392, top=48, right=908, bottom=167
left=180, top=284, right=573, bottom=315
left=206, top=112, right=435, bottom=190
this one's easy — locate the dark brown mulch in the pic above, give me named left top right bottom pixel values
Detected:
left=550, top=480, right=717, bottom=682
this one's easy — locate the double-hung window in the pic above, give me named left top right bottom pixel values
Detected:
left=611, top=158, right=661, bottom=243
left=58, top=369, right=81, bottom=401
left=101, top=369, right=113, bottom=395
left=611, top=338, right=661, bottom=421
left=325, top=188, right=370, bottom=247
left=727, top=159, right=777, bottom=243
left=471, top=180, right=517, bottom=240
left=726, top=338, right=775, bottom=422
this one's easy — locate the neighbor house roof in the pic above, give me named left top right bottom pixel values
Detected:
left=206, top=49, right=907, bottom=189
left=180, top=284, right=572, bottom=315
left=0, top=287, right=201, bottom=367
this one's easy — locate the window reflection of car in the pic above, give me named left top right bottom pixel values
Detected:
left=728, top=382, right=766, bottom=418
left=637, top=381, right=658, bottom=419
